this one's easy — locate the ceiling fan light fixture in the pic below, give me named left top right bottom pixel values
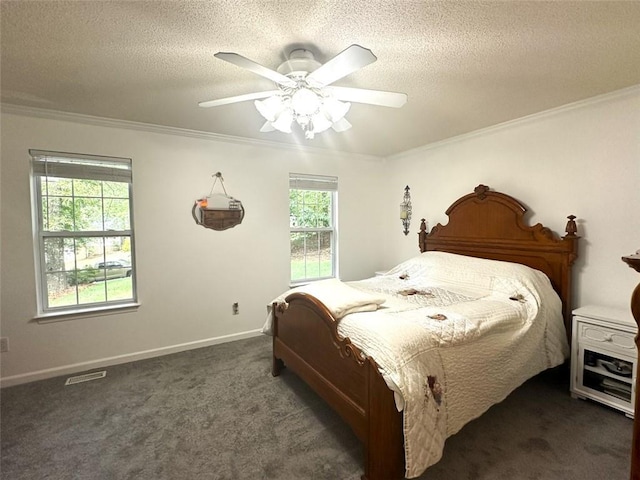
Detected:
left=321, top=97, right=351, bottom=122
left=254, top=95, right=285, bottom=122
left=311, top=112, right=333, bottom=133
left=271, top=108, right=294, bottom=133
left=259, top=89, right=350, bottom=138
left=291, top=87, right=321, bottom=116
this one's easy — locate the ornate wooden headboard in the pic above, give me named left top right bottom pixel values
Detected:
left=418, top=185, right=579, bottom=334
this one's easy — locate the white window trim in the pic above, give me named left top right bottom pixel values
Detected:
left=30, top=149, right=138, bottom=317
left=34, top=302, right=141, bottom=323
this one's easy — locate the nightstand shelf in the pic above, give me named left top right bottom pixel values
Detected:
left=583, top=363, right=633, bottom=385
left=571, top=305, right=637, bottom=418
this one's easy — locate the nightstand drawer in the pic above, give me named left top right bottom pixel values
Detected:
left=578, top=321, right=636, bottom=351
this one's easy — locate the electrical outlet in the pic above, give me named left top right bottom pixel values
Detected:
left=232, top=302, right=239, bottom=315
left=0, top=337, right=9, bottom=353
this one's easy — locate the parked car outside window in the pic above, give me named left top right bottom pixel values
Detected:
left=94, top=260, right=132, bottom=281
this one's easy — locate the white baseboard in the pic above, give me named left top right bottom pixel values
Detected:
left=0, top=329, right=263, bottom=388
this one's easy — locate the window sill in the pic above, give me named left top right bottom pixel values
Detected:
left=33, top=302, right=141, bottom=324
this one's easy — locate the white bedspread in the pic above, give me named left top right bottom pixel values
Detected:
left=262, top=278, right=386, bottom=335
left=264, top=252, right=570, bottom=478
left=279, top=277, right=386, bottom=318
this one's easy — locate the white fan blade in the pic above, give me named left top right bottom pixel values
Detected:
left=215, top=52, right=297, bottom=88
left=331, top=117, right=352, bottom=132
left=306, top=45, right=377, bottom=87
left=325, top=86, right=407, bottom=108
left=260, top=121, right=276, bottom=132
left=198, top=90, right=280, bottom=108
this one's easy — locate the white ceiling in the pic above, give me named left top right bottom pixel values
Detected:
left=2, top=1, right=639, bottom=158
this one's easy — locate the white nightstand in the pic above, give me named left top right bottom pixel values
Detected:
left=571, top=305, right=637, bottom=418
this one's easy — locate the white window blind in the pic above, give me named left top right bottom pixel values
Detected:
left=289, top=173, right=338, bottom=192
left=30, top=149, right=132, bottom=183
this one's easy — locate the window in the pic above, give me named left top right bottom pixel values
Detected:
left=30, top=150, right=137, bottom=314
left=289, top=173, right=337, bottom=283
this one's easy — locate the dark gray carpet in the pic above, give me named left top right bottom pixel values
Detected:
left=0, top=335, right=633, bottom=480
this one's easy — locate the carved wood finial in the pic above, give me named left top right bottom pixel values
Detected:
left=418, top=219, right=428, bottom=253
left=564, top=215, right=577, bottom=237
left=474, top=184, right=489, bottom=199
left=622, top=252, right=640, bottom=274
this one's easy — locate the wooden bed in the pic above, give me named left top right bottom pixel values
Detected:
left=271, top=184, right=579, bottom=480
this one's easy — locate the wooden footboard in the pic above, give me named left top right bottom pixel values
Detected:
left=272, top=293, right=405, bottom=480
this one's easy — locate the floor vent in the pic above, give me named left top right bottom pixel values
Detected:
left=65, top=370, right=107, bottom=385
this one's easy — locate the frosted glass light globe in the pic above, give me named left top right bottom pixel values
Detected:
left=291, top=88, right=320, bottom=116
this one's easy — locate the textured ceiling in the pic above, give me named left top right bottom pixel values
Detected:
left=2, top=1, right=639, bottom=157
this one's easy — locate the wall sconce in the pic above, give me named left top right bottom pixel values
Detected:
left=400, top=185, right=412, bottom=235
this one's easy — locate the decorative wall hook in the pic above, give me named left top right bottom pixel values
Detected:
left=400, top=185, right=412, bottom=235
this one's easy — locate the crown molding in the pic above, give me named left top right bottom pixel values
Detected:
left=388, top=84, right=640, bottom=161
left=0, top=103, right=381, bottom=162
left=4, top=83, right=638, bottom=163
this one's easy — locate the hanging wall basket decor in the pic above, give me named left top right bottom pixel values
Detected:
left=192, top=172, right=245, bottom=231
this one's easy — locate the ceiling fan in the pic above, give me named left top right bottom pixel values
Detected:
left=198, top=45, right=408, bottom=139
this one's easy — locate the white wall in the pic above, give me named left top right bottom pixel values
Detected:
left=0, top=111, right=388, bottom=385
left=382, top=87, right=640, bottom=312
left=2, top=86, right=638, bottom=385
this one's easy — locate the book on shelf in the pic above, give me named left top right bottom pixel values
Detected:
left=601, top=378, right=632, bottom=400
